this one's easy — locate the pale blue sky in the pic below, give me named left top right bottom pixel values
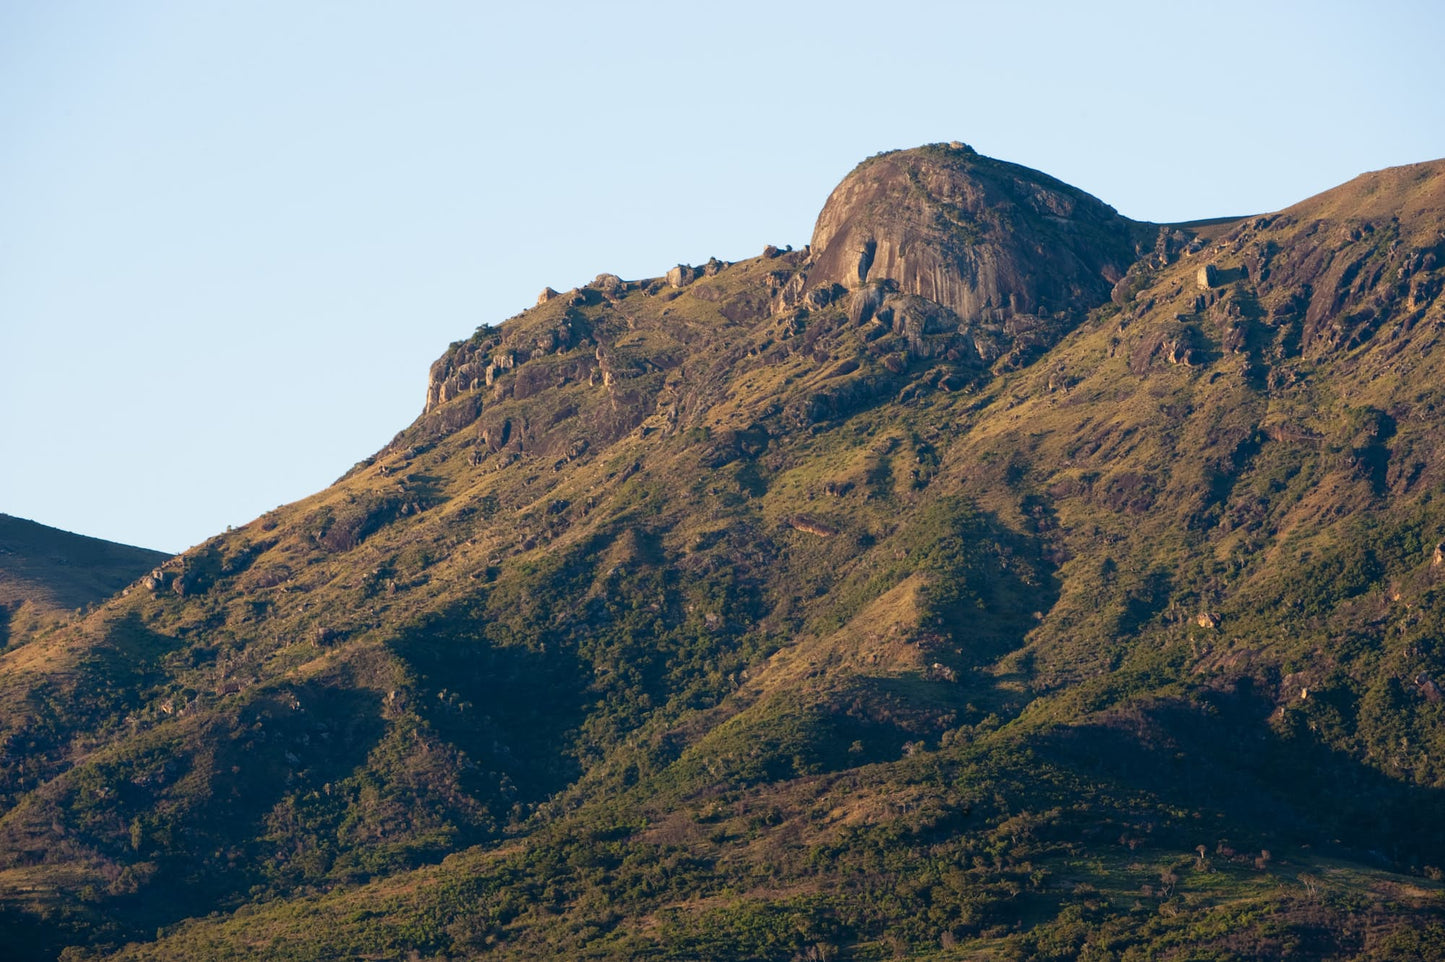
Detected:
left=3, top=1, right=1443, bottom=553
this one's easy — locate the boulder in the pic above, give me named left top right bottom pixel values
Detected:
left=788, top=515, right=838, bottom=537
left=802, top=283, right=842, bottom=310
left=141, top=568, right=171, bottom=594
left=770, top=272, right=807, bottom=314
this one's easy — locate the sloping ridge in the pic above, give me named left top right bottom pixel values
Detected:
left=1279, top=157, right=1445, bottom=237
left=0, top=514, right=169, bottom=616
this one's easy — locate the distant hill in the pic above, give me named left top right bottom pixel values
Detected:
left=0, top=514, right=170, bottom=645
left=5, top=145, right=1445, bottom=961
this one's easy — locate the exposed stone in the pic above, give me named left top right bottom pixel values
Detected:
left=848, top=282, right=893, bottom=325
left=879, top=292, right=965, bottom=359
left=537, top=286, right=559, bottom=305
left=172, top=565, right=206, bottom=597
left=666, top=264, right=697, bottom=288
left=1195, top=612, right=1219, bottom=629
left=805, top=143, right=1139, bottom=326
left=769, top=272, right=808, bottom=314
left=1165, top=337, right=1196, bottom=366
left=1418, top=672, right=1443, bottom=703
left=1197, top=264, right=1218, bottom=289
left=483, top=352, right=517, bottom=389
left=1153, top=227, right=1190, bottom=268
left=482, top=418, right=513, bottom=453
left=592, top=273, right=624, bottom=294
left=802, top=283, right=842, bottom=310
left=788, top=515, right=838, bottom=537
left=702, top=257, right=726, bottom=277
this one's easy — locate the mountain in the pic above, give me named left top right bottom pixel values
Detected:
left=0, top=514, right=170, bottom=649
left=5, top=143, right=1445, bottom=960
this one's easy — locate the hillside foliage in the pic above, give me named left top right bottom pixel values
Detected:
left=4, top=146, right=1445, bottom=960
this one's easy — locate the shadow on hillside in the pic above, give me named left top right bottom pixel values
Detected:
left=1116, top=568, right=1174, bottom=638
left=163, top=682, right=383, bottom=887
left=1035, top=680, right=1445, bottom=872
left=5, top=678, right=387, bottom=962
left=390, top=614, right=589, bottom=812
left=700, top=504, right=1064, bottom=787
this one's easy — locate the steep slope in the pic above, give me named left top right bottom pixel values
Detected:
left=5, top=148, right=1445, bottom=961
left=0, top=515, right=170, bottom=649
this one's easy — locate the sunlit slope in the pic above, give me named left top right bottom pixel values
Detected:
left=4, top=147, right=1445, bottom=961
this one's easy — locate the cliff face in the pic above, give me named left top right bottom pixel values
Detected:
left=802, top=143, right=1144, bottom=325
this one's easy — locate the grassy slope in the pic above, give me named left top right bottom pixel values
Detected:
left=0, top=514, right=170, bottom=651
left=5, top=158, right=1445, bottom=960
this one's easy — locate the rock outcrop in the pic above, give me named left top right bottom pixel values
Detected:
left=803, top=143, right=1143, bottom=325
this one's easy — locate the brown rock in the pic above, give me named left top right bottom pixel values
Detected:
left=848, top=282, right=892, bottom=325
left=788, top=515, right=838, bottom=537
left=805, top=143, right=1139, bottom=325
left=802, top=283, right=841, bottom=310
left=1418, top=673, right=1443, bottom=703
left=141, top=568, right=171, bottom=594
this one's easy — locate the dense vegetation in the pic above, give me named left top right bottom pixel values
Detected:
left=4, top=145, right=1445, bottom=959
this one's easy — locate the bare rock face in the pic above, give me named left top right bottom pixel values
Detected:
left=806, top=143, right=1142, bottom=325
left=592, top=273, right=625, bottom=295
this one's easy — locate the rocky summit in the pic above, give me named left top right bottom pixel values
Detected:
left=803, top=143, right=1142, bottom=326
left=5, top=145, right=1445, bottom=961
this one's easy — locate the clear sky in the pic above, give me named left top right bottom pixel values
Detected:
left=3, top=0, right=1443, bottom=554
